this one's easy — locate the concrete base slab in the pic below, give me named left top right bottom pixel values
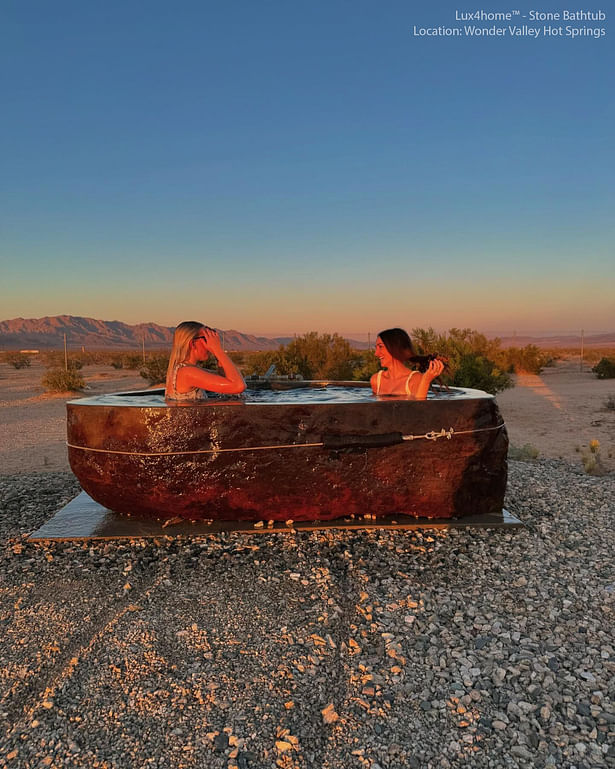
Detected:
left=28, top=490, right=524, bottom=541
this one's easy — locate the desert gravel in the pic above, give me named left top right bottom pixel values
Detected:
left=0, top=460, right=613, bottom=769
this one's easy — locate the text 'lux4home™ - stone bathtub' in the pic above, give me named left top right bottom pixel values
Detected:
left=66, top=382, right=508, bottom=522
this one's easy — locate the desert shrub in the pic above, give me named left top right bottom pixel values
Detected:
left=413, top=327, right=503, bottom=365
left=581, top=440, right=607, bottom=475
left=281, top=332, right=358, bottom=380
left=228, top=351, right=245, bottom=365
left=73, top=351, right=96, bottom=366
left=6, top=352, right=31, bottom=369
left=450, top=354, right=512, bottom=394
left=238, top=328, right=515, bottom=391
left=509, top=444, right=539, bottom=461
left=352, top=350, right=380, bottom=381
left=502, top=345, right=549, bottom=375
left=583, top=349, right=614, bottom=365
left=81, top=349, right=148, bottom=367
left=140, top=355, right=170, bottom=386
left=42, top=351, right=84, bottom=370
left=84, top=350, right=119, bottom=365
left=122, top=353, right=144, bottom=370
left=42, top=368, right=85, bottom=392
left=593, top=357, right=615, bottom=379
left=411, top=327, right=513, bottom=394
left=242, top=333, right=365, bottom=381
left=243, top=351, right=279, bottom=377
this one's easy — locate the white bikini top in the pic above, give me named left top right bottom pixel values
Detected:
left=375, top=369, right=418, bottom=395
left=165, top=362, right=208, bottom=402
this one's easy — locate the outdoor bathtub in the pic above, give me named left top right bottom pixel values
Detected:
left=66, top=383, right=508, bottom=521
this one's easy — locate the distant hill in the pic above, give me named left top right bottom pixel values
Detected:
left=0, top=315, right=286, bottom=351
left=498, top=333, right=615, bottom=349
left=1, top=315, right=612, bottom=352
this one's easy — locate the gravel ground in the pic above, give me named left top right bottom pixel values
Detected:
left=0, top=461, right=613, bottom=769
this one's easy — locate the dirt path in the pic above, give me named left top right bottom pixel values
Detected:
left=0, top=361, right=145, bottom=475
left=496, top=358, right=614, bottom=472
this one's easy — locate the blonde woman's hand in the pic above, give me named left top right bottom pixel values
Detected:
left=201, top=327, right=224, bottom=355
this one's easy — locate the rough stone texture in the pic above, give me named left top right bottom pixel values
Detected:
left=0, top=459, right=613, bottom=769
left=67, top=391, right=507, bottom=520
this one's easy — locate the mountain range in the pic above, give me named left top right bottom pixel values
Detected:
left=0, top=315, right=613, bottom=351
left=0, top=315, right=291, bottom=351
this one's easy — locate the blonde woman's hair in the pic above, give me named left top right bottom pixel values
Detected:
left=165, top=321, right=203, bottom=395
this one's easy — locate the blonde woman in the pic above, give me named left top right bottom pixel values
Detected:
left=165, top=322, right=246, bottom=400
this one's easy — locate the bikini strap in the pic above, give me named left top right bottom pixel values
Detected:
left=170, top=362, right=180, bottom=395
left=405, top=370, right=418, bottom=395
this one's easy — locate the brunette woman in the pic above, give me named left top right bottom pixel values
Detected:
left=370, top=327, right=445, bottom=398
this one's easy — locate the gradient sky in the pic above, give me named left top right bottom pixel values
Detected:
left=2, top=1, right=613, bottom=337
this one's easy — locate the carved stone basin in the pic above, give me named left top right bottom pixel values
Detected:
left=66, top=384, right=508, bottom=521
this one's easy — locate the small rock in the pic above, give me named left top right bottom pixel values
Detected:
left=321, top=703, right=339, bottom=724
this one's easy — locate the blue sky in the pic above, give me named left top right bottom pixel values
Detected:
left=1, top=1, right=613, bottom=337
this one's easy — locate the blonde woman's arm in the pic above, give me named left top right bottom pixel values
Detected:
left=178, top=330, right=246, bottom=394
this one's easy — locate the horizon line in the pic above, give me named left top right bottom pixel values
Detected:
left=1, top=314, right=614, bottom=341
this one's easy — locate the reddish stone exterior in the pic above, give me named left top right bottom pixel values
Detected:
left=67, top=389, right=508, bottom=521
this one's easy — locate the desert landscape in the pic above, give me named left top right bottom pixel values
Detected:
left=1, top=355, right=613, bottom=476
left=0, top=357, right=613, bottom=768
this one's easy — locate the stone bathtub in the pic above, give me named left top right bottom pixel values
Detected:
left=66, top=383, right=508, bottom=522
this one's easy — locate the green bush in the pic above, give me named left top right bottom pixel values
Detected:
left=122, top=353, right=144, bottom=370
left=242, top=333, right=366, bottom=381
left=242, top=351, right=279, bottom=377
left=502, top=345, right=548, bottom=375
left=41, top=368, right=85, bottom=392
left=6, top=352, right=31, bottom=369
left=593, top=357, right=615, bottom=379
left=352, top=350, right=380, bottom=381
left=450, top=354, right=512, bottom=394
left=509, top=444, right=540, bottom=461
left=140, top=355, right=170, bottom=386
left=279, top=332, right=358, bottom=380
left=411, top=327, right=513, bottom=394
left=581, top=441, right=607, bottom=476
left=241, top=328, right=515, bottom=392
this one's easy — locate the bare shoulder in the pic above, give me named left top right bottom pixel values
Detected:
left=175, top=363, right=200, bottom=385
left=407, top=370, right=422, bottom=393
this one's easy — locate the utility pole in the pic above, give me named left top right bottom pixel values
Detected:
left=64, top=333, right=68, bottom=371
left=580, top=329, right=584, bottom=372
left=142, top=336, right=146, bottom=364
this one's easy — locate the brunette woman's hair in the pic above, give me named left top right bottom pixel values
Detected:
left=378, top=328, right=415, bottom=362
left=165, top=321, right=203, bottom=394
left=378, top=327, right=448, bottom=373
